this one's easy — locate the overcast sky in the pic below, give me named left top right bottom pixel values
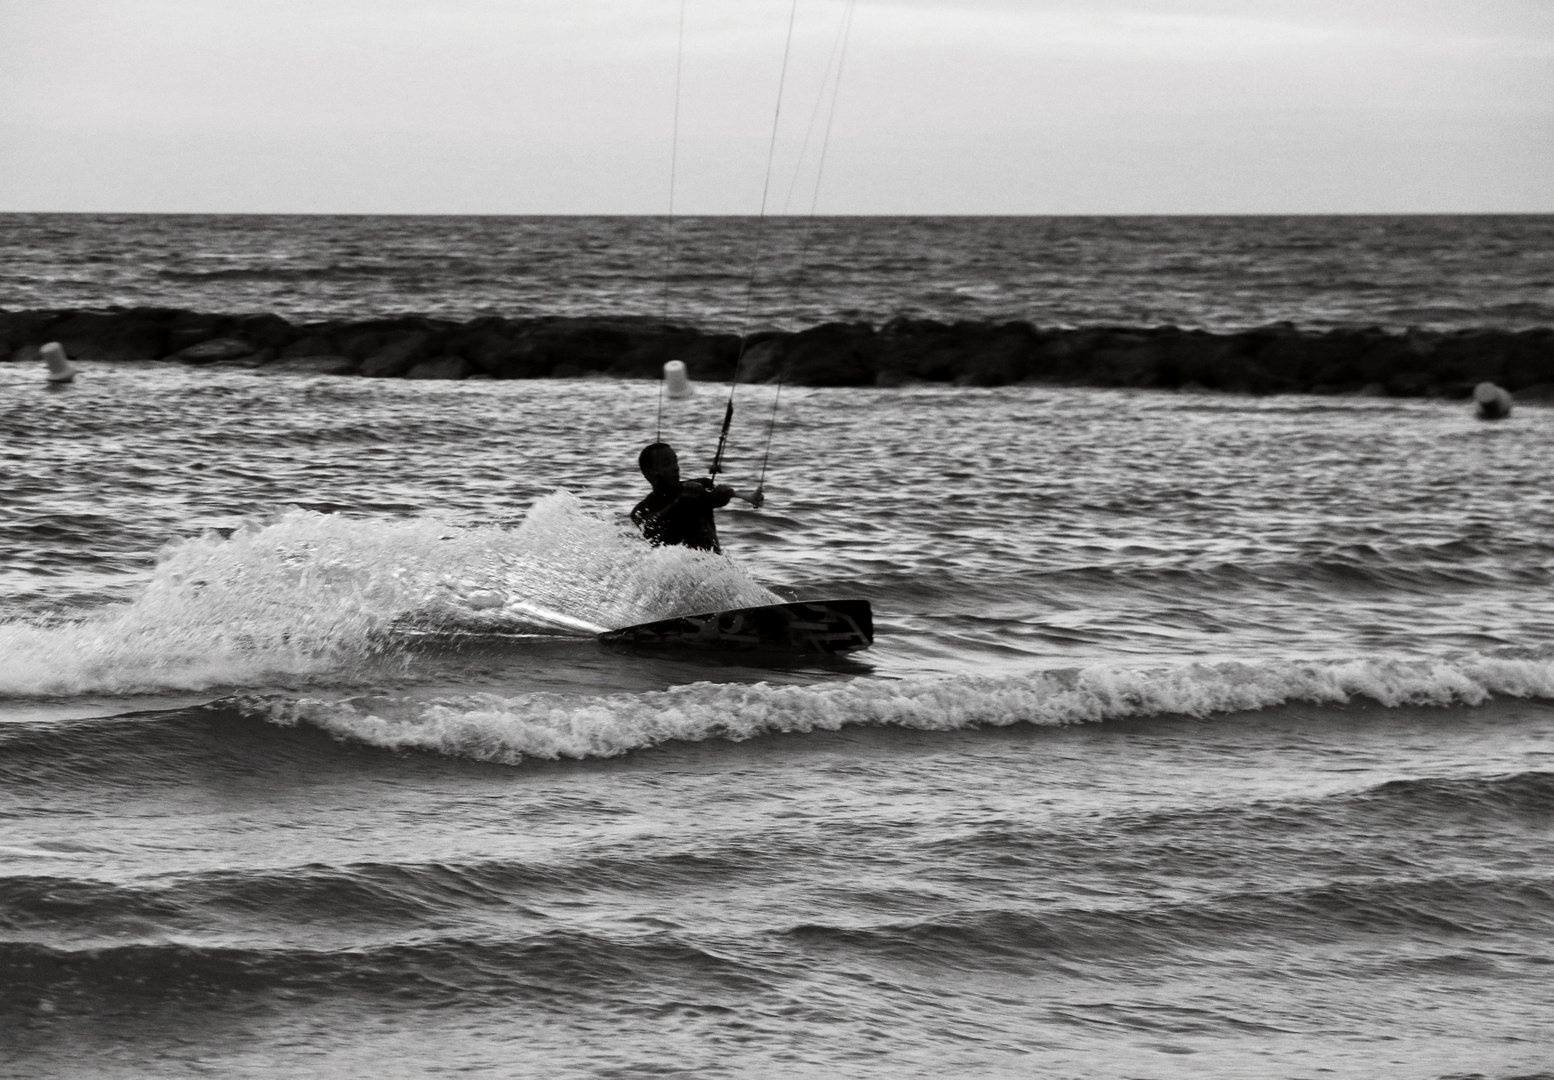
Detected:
left=2, top=0, right=1550, bottom=214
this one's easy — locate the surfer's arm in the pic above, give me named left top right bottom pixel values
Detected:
left=689, top=480, right=762, bottom=509
left=631, top=492, right=677, bottom=528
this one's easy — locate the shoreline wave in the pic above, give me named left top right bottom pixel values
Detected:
left=242, top=654, right=1554, bottom=765
left=5, top=657, right=1552, bottom=788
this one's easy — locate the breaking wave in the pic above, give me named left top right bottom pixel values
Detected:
left=0, top=492, right=776, bottom=698
left=245, top=654, right=1554, bottom=765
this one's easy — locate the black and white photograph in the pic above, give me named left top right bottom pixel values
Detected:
left=2, top=2, right=1552, bottom=1076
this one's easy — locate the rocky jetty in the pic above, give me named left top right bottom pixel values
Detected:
left=3, top=307, right=1552, bottom=398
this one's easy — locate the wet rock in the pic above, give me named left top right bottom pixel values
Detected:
left=1504, top=329, right=1554, bottom=388
left=672, top=332, right=741, bottom=382
left=450, top=324, right=524, bottom=376
left=231, top=313, right=298, bottom=350
left=1033, top=327, right=1104, bottom=371
left=1156, top=331, right=1226, bottom=389
left=775, top=323, right=875, bottom=387
left=1352, top=331, right=1415, bottom=386
left=1310, top=360, right=1357, bottom=388
left=1512, top=382, right=1554, bottom=402
left=1231, top=328, right=1314, bottom=393
left=168, top=337, right=259, bottom=364
left=735, top=340, right=785, bottom=383
left=1430, top=331, right=1510, bottom=386
left=279, top=335, right=336, bottom=359
left=166, top=311, right=231, bottom=354
left=362, top=332, right=434, bottom=378
left=873, top=318, right=1032, bottom=385
left=0, top=306, right=1549, bottom=399
left=458, top=319, right=689, bottom=380
left=535, top=323, right=638, bottom=377
left=260, top=355, right=358, bottom=376
left=611, top=328, right=727, bottom=380
left=405, top=356, right=473, bottom=380
left=49, top=311, right=168, bottom=361
left=447, top=320, right=578, bottom=379
left=335, top=319, right=444, bottom=362
left=873, top=368, right=926, bottom=388
left=1077, top=332, right=1162, bottom=389
left=217, top=348, right=274, bottom=369
left=1404, top=330, right=1440, bottom=358
left=1386, top=370, right=1435, bottom=397
left=480, top=338, right=556, bottom=379
left=948, top=325, right=1038, bottom=387
left=0, top=311, right=62, bottom=360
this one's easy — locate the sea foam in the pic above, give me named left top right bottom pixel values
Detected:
left=248, top=654, right=1554, bottom=765
left=0, top=492, right=775, bottom=698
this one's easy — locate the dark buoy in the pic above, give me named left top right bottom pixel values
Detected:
left=1474, top=381, right=1511, bottom=420
left=42, top=342, right=77, bottom=384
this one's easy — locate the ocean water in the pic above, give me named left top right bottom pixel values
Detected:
left=4, top=215, right=1554, bottom=1078
left=4, top=355, right=1554, bottom=1079
left=3, top=212, right=1554, bottom=332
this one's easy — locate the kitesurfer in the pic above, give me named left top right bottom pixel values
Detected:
left=631, top=442, right=763, bottom=554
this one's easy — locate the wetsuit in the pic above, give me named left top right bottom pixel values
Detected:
left=631, top=478, right=734, bottom=553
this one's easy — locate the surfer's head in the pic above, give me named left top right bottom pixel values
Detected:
left=639, top=442, right=679, bottom=489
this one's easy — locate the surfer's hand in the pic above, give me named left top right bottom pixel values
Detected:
left=750, top=487, right=765, bottom=509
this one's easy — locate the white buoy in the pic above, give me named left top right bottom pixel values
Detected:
left=1473, top=381, right=1512, bottom=420
left=663, top=359, right=693, bottom=399
left=41, top=342, right=77, bottom=383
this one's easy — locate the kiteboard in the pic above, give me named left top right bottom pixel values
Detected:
left=600, top=599, right=873, bottom=655
left=428, top=592, right=873, bottom=656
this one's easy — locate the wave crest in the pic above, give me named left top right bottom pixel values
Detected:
left=245, top=654, right=1554, bottom=765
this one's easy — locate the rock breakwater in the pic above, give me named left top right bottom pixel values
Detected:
left=3, top=307, right=1551, bottom=398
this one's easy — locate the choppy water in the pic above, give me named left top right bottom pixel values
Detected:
left=4, top=212, right=1554, bottom=332
left=4, top=356, right=1554, bottom=1078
